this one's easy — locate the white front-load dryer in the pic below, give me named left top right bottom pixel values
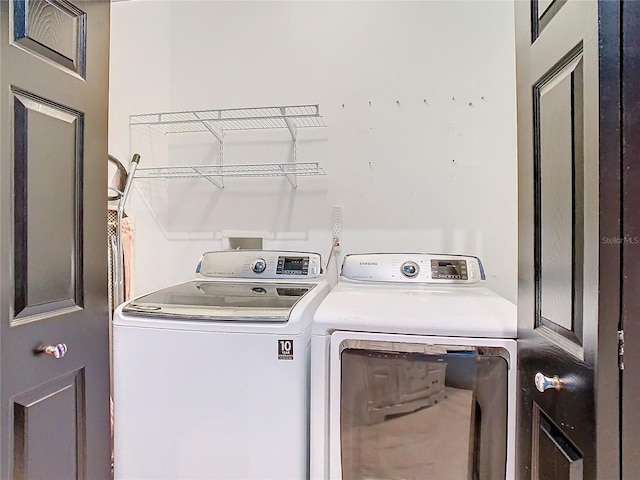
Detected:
left=310, top=253, right=517, bottom=480
left=113, top=250, right=330, bottom=480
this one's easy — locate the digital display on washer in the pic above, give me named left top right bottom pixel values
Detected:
left=276, top=256, right=309, bottom=275
left=430, top=259, right=468, bottom=280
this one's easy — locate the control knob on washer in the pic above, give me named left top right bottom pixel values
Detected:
left=251, top=258, right=267, bottom=274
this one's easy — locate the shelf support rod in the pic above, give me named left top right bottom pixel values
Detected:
left=192, top=166, right=223, bottom=189
left=202, top=122, right=224, bottom=143
left=281, top=163, right=297, bottom=189
left=201, top=122, right=225, bottom=188
left=282, top=108, right=298, bottom=188
left=283, top=116, right=297, bottom=144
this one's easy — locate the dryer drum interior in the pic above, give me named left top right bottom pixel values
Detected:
left=339, top=341, right=508, bottom=480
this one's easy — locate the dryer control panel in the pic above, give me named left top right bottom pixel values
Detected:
left=196, top=250, right=323, bottom=279
left=341, top=253, right=485, bottom=283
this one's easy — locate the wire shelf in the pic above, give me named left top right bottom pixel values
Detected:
left=130, top=104, right=327, bottom=188
left=134, top=162, right=326, bottom=180
left=130, top=104, right=326, bottom=134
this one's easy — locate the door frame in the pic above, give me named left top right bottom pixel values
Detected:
left=621, top=0, right=640, bottom=477
left=595, top=1, right=623, bottom=475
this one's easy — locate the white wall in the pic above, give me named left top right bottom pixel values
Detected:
left=109, top=0, right=172, bottom=294
left=109, top=0, right=518, bottom=302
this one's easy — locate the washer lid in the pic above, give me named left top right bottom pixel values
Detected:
left=122, top=281, right=315, bottom=322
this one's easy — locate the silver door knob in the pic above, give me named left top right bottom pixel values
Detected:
left=534, top=372, right=562, bottom=392
left=37, top=343, right=68, bottom=359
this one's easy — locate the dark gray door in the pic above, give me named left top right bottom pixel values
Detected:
left=515, top=1, right=621, bottom=478
left=0, top=1, right=111, bottom=478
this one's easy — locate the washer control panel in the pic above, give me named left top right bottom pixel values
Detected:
left=341, top=253, right=485, bottom=283
left=197, top=250, right=322, bottom=279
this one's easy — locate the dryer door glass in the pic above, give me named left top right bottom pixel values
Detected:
left=339, top=343, right=508, bottom=480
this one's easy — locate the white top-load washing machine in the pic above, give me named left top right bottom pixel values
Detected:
left=113, top=250, right=330, bottom=480
left=310, top=253, right=517, bottom=480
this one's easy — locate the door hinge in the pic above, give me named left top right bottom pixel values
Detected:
left=619, top=330, right=625, bottom=370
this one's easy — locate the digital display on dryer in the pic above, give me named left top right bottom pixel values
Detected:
left=276, top=256, right=309, bottom=275
left=430, top=259, right=468, bottom=280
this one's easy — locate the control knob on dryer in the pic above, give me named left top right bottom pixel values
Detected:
left=251, top=258, right=267, bottom=274
left=401, top=261, right=420, bottom=278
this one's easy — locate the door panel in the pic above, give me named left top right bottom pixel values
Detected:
left=532, top=0, right=568, bottom=41
left=515, top=0, right=620, bottom=479
left=532, top=407, right=583, bottom=480
left=13, top=88, right=84, bottom=321
left=537, top=51, right=584, bottom=338
left=12, top=369, right=86, bottom=480
left=12, top=0, right=86, bottom=78
left=0, top=1, right=110, bottom=478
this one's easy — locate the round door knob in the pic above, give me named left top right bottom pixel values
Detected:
left=534, top=372, right=562, bottom=392
left=37, top=343, right=68, bottom=359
